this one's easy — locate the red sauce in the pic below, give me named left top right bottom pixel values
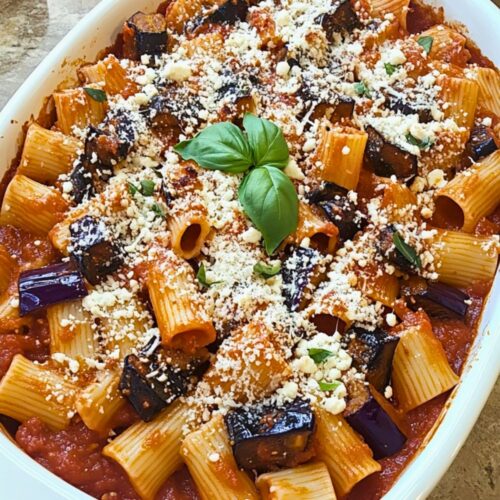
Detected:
left=406, top=0, right=444, bottom=34
left=16, top=418, right=140, bottom=500
left=155, top=466, right=201, bottom=500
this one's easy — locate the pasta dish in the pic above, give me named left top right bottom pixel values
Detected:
left=0, top=0, right=499, bottom=498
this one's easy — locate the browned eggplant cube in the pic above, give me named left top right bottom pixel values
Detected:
left=467, top=125, right=498, bottom=161
left=69, top=216, right=123, bottom=285
left=225, top=399, right=315, bottom=471
left=346, top=326, right=399, bottom=392
left=318, top=0, right=359, bottom=41
left=123, top=12, right=167, bottom=60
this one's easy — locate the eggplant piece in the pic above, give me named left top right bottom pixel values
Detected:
left=298, top=83, right=354, bottom=123
left=402, top=277, right=469, bottom=319
left=120, top=351, right=209, bottom=422
left=85, top=112, right=136, bottom=167
left=282, top=247, right=325, bottom=312
left=69, top=216, right=123, bottom=286
left=123, top=12, right=167, bottom=60
left=309, top=182, right=366, bottom=241
left=377, top=225, right=418, bottom=274
left=466, top=125, right=498, bottom=161
left=70, top=155, right=95, bottom=204
left=187, top=0, right=248, bottom=33
left=387, top=97, right=432, bottom=123
left=345, top=389, right=406, bottom=459
left=346, top=327, right=399, bottom=392
left=18, top=262, right=87, bottom=316
left=365, top=126, right=417, bottom=180
left=225, top=399, right=315, bottom=471
left=148, top=91, right=203, bottom=132
left=318, top=0, right=359, bottom=41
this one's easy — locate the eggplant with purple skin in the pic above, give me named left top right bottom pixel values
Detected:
left=85, top=112, right=136, bottom=167
left=346, top=327, right=399, bottom=392
left=70, top=155, right=95, bottom=204
left=466, top=125, right=498, bottom=161
left=344, top=384, right=406, bottom=459
left=123, top=12, right=167, bottom=60
left=387, top=97, right=432, bottom=123
left=225, top=399, right=315, bottom=471
left=318, top=0, right=359, bottom=41
left=365, top=126, right=417, bottom=180
left=120, top=349, right=209, bottom=422
left=187, top=0, right=248, bottom=33
left=402, top=276, right=470, bottom=319
left=282, top=247, right=325, bottom=312
left=18, top=261, right=87, bottom=316
left=309, top=182, right=366, bottom=241
left=69, top=216, right=123, bottom=286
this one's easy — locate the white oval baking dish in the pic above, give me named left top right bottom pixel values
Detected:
left=0, top=1, right=499, bottom=499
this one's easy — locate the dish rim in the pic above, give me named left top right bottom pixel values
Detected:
left=0, top=1, right=499, bottom=499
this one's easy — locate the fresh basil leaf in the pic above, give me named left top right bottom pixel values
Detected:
left=196, top=263, right=221, bottom=287
left=151, top=202, right=165, bottom=219
left=417, top=35, right=433, bottom=54
left=405, top=133, right=433, bottom=150
left=354, top=81, right=371, bottom=98
left=393, top=231, right=422, bottom=268
left=238, top=166, right=299, bottom=255
left=308, top=348, right=333, bottom=364
left=243, top=113, right=289, bottom=169
left=174, top=122, right=253, bottom=173
left=140, top=179, right=155, bottom=196
left=254, top=261, right=281, bottom=279
left=128, top=182, right=139, bottom=195
left=318, top=380, right=341, bottom=392
left=83, top=87, right=107, bottom=102
left=384, top=63, right=399, bottom=76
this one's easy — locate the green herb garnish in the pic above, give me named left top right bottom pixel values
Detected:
left=196, top=263, right=221, bottom=288
left=405, top=133, right=433, bottom=150
left=151, top=202, right=165, bottom=219
left=318, top=380, right=341, bottom=392
left=384, top=63, right=399, bottom=76
left=254, top=261, right=281, bottom=279
left=354, top=81, right=371, bottom=97
left=308, top=348, right=334, bottom=364
left=140, top=179, right=156, bottom=196
left=174, top=114, right=298, bottom=254
left=393, top=231, right=422, bottom=268
left=83, top=87, right=107, bottom=102
left=128, top=182, right=139, bottom=195
left=417, top=36, right=433, bottom=54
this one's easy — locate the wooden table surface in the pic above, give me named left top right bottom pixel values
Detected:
left=0, top=0, right=498, bottom=498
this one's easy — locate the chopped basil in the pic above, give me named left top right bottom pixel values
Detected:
left=196, top=263, right=221, bottom=287
left=384, top=63, right=399, bottom=76
left=354, top=81, right=371, bottom=97
left=127, top=182, right=139, bottom=195
left=392, top=231, right=422, bottom=268
left=417, top=36, right=433, bottom=54
left=254, top=261, right=281, bottom=279
left=405, top=133, right=433, bottom=150
left=151, top=202, right=165, bottom=219
left=83, top=87, right=107, bottom=102
left=318, top=380, right=341, bottom=392
left=308, top=348, right=334, bottom=364
left=140, top=179, right=156, bottom=196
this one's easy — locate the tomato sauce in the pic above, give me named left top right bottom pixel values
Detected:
left=348, top=282, right=488, bottom=499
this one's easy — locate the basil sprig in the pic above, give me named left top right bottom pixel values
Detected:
left=196, top=263, right=221, bottom=288
left=318, top=380, right=341, bottom=392
left=308, top=348, right=333, bottom=364
left=174, top=114, right=298, bottom=254
left=83, top=87, right=107, bottom=102
left=254, top=261, right=281, bottom=279
left=417, top=35, right=433, bottom=54
left=405, top=133, right=433, bottom=150
left=393, top=231, right=422, bottom=268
